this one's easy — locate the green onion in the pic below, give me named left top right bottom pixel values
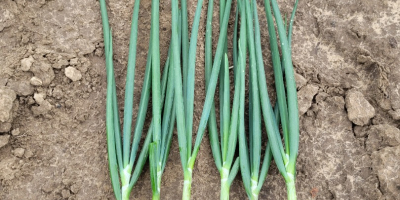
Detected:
left=256, top=0, right=300, bottom=199
left=171, top=0, right=206, bottom=198
left=172, top=0, right=236, bottom=198
left=205, top=0, right=240, bottom=199
left=148, top=1, right=185, bottom=199
left=100, top=0, right=176, bottom=199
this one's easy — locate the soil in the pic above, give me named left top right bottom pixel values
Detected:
left=1, top=0, right=400, bottom=199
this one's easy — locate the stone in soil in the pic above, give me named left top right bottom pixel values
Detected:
left=30, top=77, right=43, bottom=86
left=12, top=148, right=25, bottom=158
left=0, top=86, right=16, bottom=123
left=30, top=62, right=55, bottom=86
left=388, top=109, right=400, bottom=120
left=297, top=84, right=319, bottom=115
left=7, top=80, right=34, bottom=96
left=295, top=73, right=307, bottom=89
left=0, top=86, right=17, bottom=133
left=65, top=67, right=82, bottom=81
left=0, top=135, right=10, bottom=149
left=20, top=56, right=35, bottom=72
left=371, top=146, right=400, bottom=200
left=52, top=59, right=69, bottom=69
left=31, top=100, right=52, bottom=116
left=345, top=89, right=375, bottom=126
left=11, top=128, right=20, bottom=136
left=366, top=124, right=400, bottom=152
left=33, top=93, right=46, bottom=105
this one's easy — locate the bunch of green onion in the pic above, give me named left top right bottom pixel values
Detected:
left=204, top=0, right=240, bottom=199
left=100, top=0, right=177, bottom=199
left=99, top=0, right=300, bottom=199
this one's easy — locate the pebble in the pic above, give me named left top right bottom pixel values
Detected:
left=0, top=86, right=16, bottom=122
left=7, top=80, right=34, bottom=96
left=12, top=148, right=25, bottom=158
left=69, top=58, right=79, bottom=65
left=52, top=59, right=69, bottom=69
left=371, top=146, right=400, bottom=199
left=30, top=76, right=43, bottom=86
left=345, top=89, right=375, bottom=126
left=20, top=56, right=34, bottom=71
left=65, top=67, right=82, bottom=81
left=297, top=84, right=319, bottom=115
left=366, top=124, right=400, bottom=152
left=0, top=135, right=10, bottom=149
left=61, top=189, right=71, bottom=198
left=11, top=128, right=20, bottom=136
left=388, top=109, right=400, bottom=120
left=295, top=73, right=307, bottom=89
left=33, top=93, right=46, bottom=105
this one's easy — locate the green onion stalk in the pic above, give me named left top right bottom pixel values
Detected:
left=257, top=0, right=300, bottom=199
left=205, top=0, right=240, bottom=199
left=171, top=0, right=234, bottom=199
left=100, top=0, right=150, bottom=199
left=100, top=0, right=176, bottom=199
left=236, top=0, right=274, bottom=199
left=148, top=0, right=185, bottom=199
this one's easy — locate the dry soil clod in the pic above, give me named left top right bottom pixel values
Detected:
left=298, top=84, right=319, bottom=115
left=65, top=67, right=82, bottom=82
left=0, top=135, right=10, bottom=149
left=345, top=89, right=375, bottom=126
left=20, top=56, right=35, bottom=72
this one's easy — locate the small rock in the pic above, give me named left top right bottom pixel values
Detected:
left=70, top=183, right=80, bottom=194
left=0, top=86, right=16, bottom=122
left=69, top=58, right=79, bottom=65
left=7, top=80, right=34, bottom=96
left=0, top=77, right=8, bottom=86
left=0, top=157, right=17, bottom=180
left=371, top=146, right=400, bottom=199
left=0, top=135, right=10, bottom=148
left=65, top=67, right=82, bottom=81
left=52, top=87, right=63, bottom=100
left=31, top=100, right=52, bottom=116
left=366, top=124, right=400, bottom=152
left=12, top=148, right=25, bottom=158
left=52, top=59, right=69, bottom=69
left=11, top=128, right=20, bottom=136
left=94, top=48, right=103, bottom=57
left=388, top=109, right=400, bottom=120
left=297, top=84, right=319, bottom=115
left=61, top=189, right=71, bottom=198
left=65, top=99, right=73, bottom=108
left=24, top=150, right=33, bottom=158
left=353, top=125, right=368, bottom=138
left=30, top=77, right=43, bottom=86
left=0, top=123, right=12, bottom=133
left=20, top=56, right=34, bottom=71
left=295, top=73, right=307, bottom=89
left=30, top=62, right=55, bottom=86
left=33, top=93, right=46, bottom=105
left=378, top=98, right=392, bottom=111
left=41, top=181, right=55, bottom=193
left=345, top=89, right=375, bottom=126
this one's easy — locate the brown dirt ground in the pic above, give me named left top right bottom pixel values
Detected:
left=1, top=0, right=400, bottom=199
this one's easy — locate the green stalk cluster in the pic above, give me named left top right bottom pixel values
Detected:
left=205, top=0, right=240, bottom=199
left=235, top=1, right=273, bottom=199
left=100, top=0, right=299, bottom=199
left=100, top=0, right=177, bottom=199
left=256, top=0, right=300, bottom=199
left=148, top=0, right=179, bottom=199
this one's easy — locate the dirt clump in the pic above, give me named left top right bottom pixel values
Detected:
left=345, top=89, right=376, bottom=126
left=0, top=86, right=16, bottom=133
